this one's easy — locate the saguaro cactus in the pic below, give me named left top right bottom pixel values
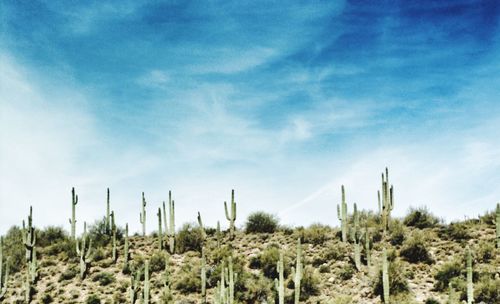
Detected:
left=140, top=192, right=147, bottom=237
left=226, top=257, right=237, bottom=304
left=28, top=247, right=38, bottom=284
left=0, top=237, right=11, bottom=301
left=337, top=185, right=348, bottom=242
left=106, top=188, right=111, bottom=234
left=197, top=211, right=206, bottom=241
left=111, top=211, right=117, bottom=263
left=166, top=191, right=176, bottom=254
left=351, top=203, right=363, bottom=271
left=466, top=246, right=473, bottom=304
left=292, top=238, right=303, bottom=304
left=76, top=222, right=93, bottom=280
left=201, top=248, right=207, bottom=303
left=275, top=251, right=285, bottom=304
left=495, top=203, right=500, bottom=248
left=129, top=268, right=141, bottom=304
left=382, top=248, right=390, bottom=304
left=143, top=260, right=150, bottom=304
left=157, top=208, right=163, bottom=250
left=69, top=187, right=78, bottom=240
left=22, top=206, right=36, bottom=262
left=379, top=167, right=394, bottom=232
left=124, top=223, right=129, bottom=268
left=365, top=225, right=372, bottom=268
left=224, top=190, right=237, bottom=240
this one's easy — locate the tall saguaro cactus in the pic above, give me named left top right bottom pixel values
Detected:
left=224, top=189, right=237, bottom=240
left=466, top=246, right=473, bottom=304
left=111, top=211, right=117, bottom=263
left=157, top=208, right=163, bottom=251
left=22, top=206, right=36, bottom=263
left=201, top=248, right=207, bottom=303
left=275, top=251, right=285, bottom=304
left=166, top=191, right=175, bottom=254
left=76, top=222, right=93, bottom=280
left=129, top=267, right=141, bottom=304
left=351, top=203, right=363, bottom=271
left=143, top=260, right=150, bottom=304
left=197, top=212, right=206, bottom=241
left=140, top=192, right=147, bottom=237
left=379, top=167, right=394, bottom=232
left=495, top=203, right=500, bottom=248
left=106, top=188, right=111, bottom=234
left=0, top=237, right=11, bottom=301
left=337, top=185, right=348, bottom=242
left=382, top=248, right=390, bottom=304
left=292, top=238, right=303, bottom=304
left=69, top=187, right=78, bottom=240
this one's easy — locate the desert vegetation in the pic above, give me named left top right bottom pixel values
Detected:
left=0, top=168, right=499, bottom=303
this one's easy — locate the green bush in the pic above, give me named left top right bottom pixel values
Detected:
left=237, top=273, right=273, bottom=303
left=403, top=206, right=440, bottom=229
left=2, top=226, right=25, bottom=273
left=424, top=298, right=440, bottom=304
left=389, top=220, right=406, bottom=246
left=176, top=223, right=204, bottom=253
left=433, top=258, right=462, bottom=291
left=45, top=238, right=77, bottom=260
left=92, top=272, right=115, bottom=286
left=475, top=275, right=500, bottom=303
left=476, top=241, right=494, bottom=263
left=37, top=226, right=68, bottom=248
left=150, top=250, right=168, bottom=273
left=58, top=266, right=79, bottom=281
left=257, top=244, right=291, bottom=279
left=88, top=217, right=124, bottom=248
left=298, top=266, right=321, bottom=300
left=338, top=263, right=355, bottom=280
left=295, top=223, right=331, bottom=245
left=373, top=259, right=409, bottom=300
left=244, top=212, right=279, bottom=233
left=85, top=294, right=101, bottom=304
left=40, top=293, right=53, bottom=304
left=439, top=222, right=470, bottom=241
left=400, top=231, right=433, bottom=264
left=174, top=256, right=201, bottom=294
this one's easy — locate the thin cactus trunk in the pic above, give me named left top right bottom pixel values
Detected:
left=140, top=192, right=147, bottom=237
left=201, top=248, right=206, bottom=303
left=495, top=203, right=500, bottom=248
left=275, top=251, right=285, bottom=304
left=0, top=237, right=11, bottom=301
left=466, top=246, right=473, bottom=304
left=76, top=222, right=93, bottom=280
left=365, top=225, right=371, bottom=268
left=143, top=260, right=150, bottom=304
left=382, top=248, right=390, bottom=304
left=129, top=268, right=141, bottom=304
left=293, top=238, right=303, bottom=304
left=157, top=208, right=163, bottom=251
left=167, top=191, right=175, bottom=254
left=106, top=188, right=111, bottom=234
left=216, top=221, right=222, bottom=248
left=124, top=223, right=129, bottom=268
left=337, top=185, right=348, bottom=242
left=111, top=211, right=117, bottom=263
left=69, top=187, right=78, bottom=240
left=22, top=206, right=36, bottom=263
left=197, top=211, right=206, bottom=241
left=380, top=167, right=394, bottom=232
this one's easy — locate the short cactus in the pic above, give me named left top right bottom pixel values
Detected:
left=292, top=238, right=303, bottom=304
left=201, top=248, right=207, bottom=303
left=351, top=203, right=363, bottom=271
left=337, top=185, right=348, bottom=242
left=495, top=203, right=499, bottom=248
left=365, top=224, right=372, bottom=268
left=216, top=221, right=222, bottom=248
left=157, top=208, right=163, bottom=251
left=129, top=267, right=141, bottom=304
left=76, top=222, right=94, bottom=280
left=166, top=191, right=175, bottom=254
left=106, top=188, right=111, bottom=234
left=111, top=211, right=117, bottom=263
left=140, top=192, right=147, bottom=237
left=224, top=190, right=237, bottom=240
left=379, top=167, right=394, bottom=232
left=124, top=223, right=129, bottom=268
left=143, top=260, right=150, bottom=304
left=275, top=251, right=285, bottom=304
left=197, top=211, right=206, bottom=241
left=69, top=187, right=78, bottom=240
left=382, top=248, right=390, bottom=304
left=22, top=206, right=36, bottom=263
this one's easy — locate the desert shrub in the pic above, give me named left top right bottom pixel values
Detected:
left=92, top=247, right=107, bottom=262
left=85, top=294, right=101, bottom=304
left=150, top=250, right=168, bottom=273
left=92, top=272, right=115, bottom=286
left=339, top=263, right=355, bottom=280
left=476, top=241, right=494, bottom=263
left=45, top=238, right=77, bottom=260
left=2, top=226, right=25, bottom=273
left=332, top=295, right=353, bottom=304
left=433, top=258, right=462, bottom=291
left=40, top=293, right=53, bottom=304
left=439, top=222, right=470, bottom=241
left=424, top=298, right=440, bottom=304
left=373, top=259, right=409, bottom=301
left=297, top=266, right=321, bottom=300
left=319, top=264, right=330, bottom=273
left=279, top=225, right=294, bottom=235
left=58, top=266, right=79, bottom=281
left=37, top=226, right=68, bottom=247
left=295, top=223, right=331, bottom=245
left=257, top=244, right=291, bottom=278
left=87, top=217, right=124, bottom=248
left=389, top=219, right=406, bottom=246
left=403, top=206, right=440, bottom=229
left=238, top=273, right=273, bottom=302
left=174, top=256, right=201, bottom=293
left=176, top=223, right=204, bottom=253
left=324, top=242, right=349, bottom=261
left=245, top=211, right=279, bottom=233
left=400, top=231, right=433, bottom=264
left=475, top=275, right=500, bottom=303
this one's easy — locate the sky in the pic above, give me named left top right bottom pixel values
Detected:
left=1, top=0, right=500, bottom=235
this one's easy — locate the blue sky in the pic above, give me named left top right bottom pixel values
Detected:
left=1, top=0, right=499, bottom=234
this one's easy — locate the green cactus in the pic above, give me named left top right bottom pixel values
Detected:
left=227, top=257, right=236, bottom=304
left=382, top=248, right=390, bottom=304
left=201, top=248, right=206, bottom=303
left=495, top=203, right=500, bottom=248
left=466, top=246, right=473, bottom=304
left=275, top=251, right=285, bottom=304
left=69, top=187, right=78, bottom=240
left=22, top=206, right=36, bottom=263
left=379, top=167, right=394, bottom=232
left=224, top=190, right=237, bottom=240
left=111, top=211, right=117, bottom=263
left=129, top=267, right=141, bottom=304
left=292, top=238, right=303, bottom=304
left=157, top=208, right=163, bottom=251
left=140, top=192, right=147, bottom=237
left=106, top=188, right=111, bottom=234
left=166, top=191, right=175, bottom=254
left=216, top=260, right=226, bottom=304
left=25, top=267, right=32, bottom=303
left=365, top=224, right=372, bottom=268
left=76, top=222, right=94, bottom=280
left=0, top=237, right=11, bottom=301
left=351, top=203, right=363, bottom=271
left=161, top=253, right=173, bottom=303
left=28, top=247, right=38, bottom=284
left=447, top=282, right=459, bottom=304
left=197, top=211, right=206, bottom=241
left=337, top=185, right=348, bottom=242
left=143, top=259, right=150, bottom=304
left=124, top=223, right=129, bottom=268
